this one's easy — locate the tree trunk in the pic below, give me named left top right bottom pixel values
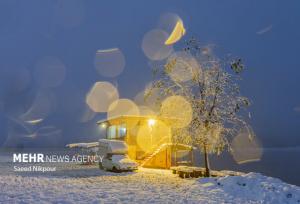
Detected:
left=204, top=144, right=210, bottom=177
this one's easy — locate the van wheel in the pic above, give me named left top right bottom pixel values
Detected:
left=99, top=162, right=103, bottom=170
left=112, top=166, right=118, bottom=173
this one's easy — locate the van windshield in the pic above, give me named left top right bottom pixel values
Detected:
left=111, top=155, right=127, bottom=162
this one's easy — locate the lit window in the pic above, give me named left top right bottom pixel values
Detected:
left=107, top=125, right=117, bottom=139
left=118, top=124, right=127, bottom=138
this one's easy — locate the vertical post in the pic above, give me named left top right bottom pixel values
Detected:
left=166, top=147, right=168, bottom=168
left=204, top=144, right=210, bottom=177
left=191, top=148, right=194, bottom=166
left=150, top=125, right=153, bottom=148
left=174, top=146, right=177, bottom=166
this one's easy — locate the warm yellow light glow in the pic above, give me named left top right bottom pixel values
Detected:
left=148, top=119, right=156, bottom=127
left=107, top=99, right=140, bottom=127
left=164, top=19, right=186, bottom=45
left=160, top=95, right=192, bottom=128
left=100, top=123, right=107, bottom=129
left=137, top=120, right=171, bottom=152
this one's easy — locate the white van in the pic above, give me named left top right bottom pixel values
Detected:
left=98, top=139, right=138, bottom=172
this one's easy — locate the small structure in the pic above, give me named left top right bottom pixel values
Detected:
left=97, top=115, right=194, bottom=169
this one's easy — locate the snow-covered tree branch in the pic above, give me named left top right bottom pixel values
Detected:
left=146, top=38, right=251, bottom=176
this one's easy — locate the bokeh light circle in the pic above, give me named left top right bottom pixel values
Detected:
left=142, top=29, right=173, bottom=61
left=138, top=105, right=156, bottom=117
left=159, top=13, right=186, bottom=45
left=107, top=98, right=140, bottom=120
left=159, top=13, right=182, bottom=33
left=135, top=86, right=165, bottom=113
left=86, top=81, right=119, bottom=113
left=231, top=126, right=263, bottom=164
left=167, top=51, right=201, bottom=82
left=158, top=13, right=186, bottom=45
left=94, top=48, right=125, bottom=78
left=160, top=95, right=192, bottom=128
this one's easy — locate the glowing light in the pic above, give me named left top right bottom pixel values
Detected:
left=86, top=81, right=119, bottom=113
left=100, top=123, right=107, bottom=129
left=142, top=29, right=173, bottom=61
left=160, top=95, right=192, bottom=128
left=25, top=119, right=43, bottom=125
left=165, top=19, right=186, bottom=45
left=96, top=48, right=119, bottom=53
left=148, top=119, right=156, bottom=127
left=137, top=120, right=171, bottom=152
left=94, top=48, right=125, bottom=77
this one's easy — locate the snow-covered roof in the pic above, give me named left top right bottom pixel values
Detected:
left=99, top=139, right=128, bottom=154
left=66, top=142, right=99, bottom=149
left=96, top=115, right=179, bottom=125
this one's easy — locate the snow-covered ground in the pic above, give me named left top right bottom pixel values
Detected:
left=0, top=163, right=300, bottom=204
left=0, top=149, right=299, bottom=203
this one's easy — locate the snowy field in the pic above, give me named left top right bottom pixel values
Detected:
left=0, top=163, right=300, bottom=204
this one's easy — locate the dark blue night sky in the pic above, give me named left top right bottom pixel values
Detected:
left=0, top=0, right=299, bottom=147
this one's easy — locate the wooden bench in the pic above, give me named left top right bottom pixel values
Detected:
left=171, top=166, right=205, bottom=178
left=188, top=167, right=205, bottom=178
left=170, top=166, right=188, bottom=174
left=178, top=168, right=193, bottom=178
left=171, top=166, right=244, bottom=179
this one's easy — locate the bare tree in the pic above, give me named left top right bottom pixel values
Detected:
left=145, top=38, right=250, bottom=176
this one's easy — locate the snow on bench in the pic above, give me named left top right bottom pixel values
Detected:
left=170, top=166, right=245, bottom=178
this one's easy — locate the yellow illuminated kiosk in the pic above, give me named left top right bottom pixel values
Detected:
left=97, top=115, right=194, bottom=169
